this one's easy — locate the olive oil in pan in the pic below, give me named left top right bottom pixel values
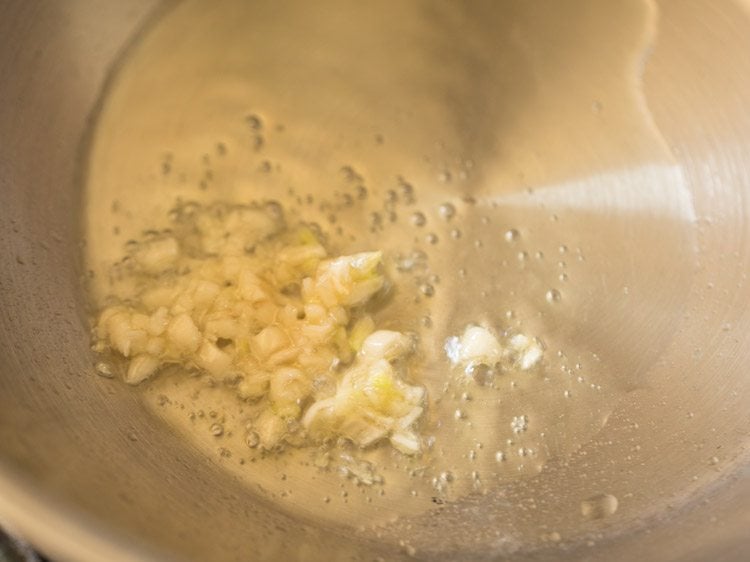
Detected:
left=85, top=0, right=695, bottom=548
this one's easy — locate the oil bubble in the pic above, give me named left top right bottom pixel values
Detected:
left=245, top=431, right=260, bottom=448
left=504, top=229, right=520, bottom=242
left=511, top=415, right=529, bottom=434
left=437, top=171, right=451, bottom=183
left=410, top=212, right=427, bottom=227
left=94, top=361, right=114, bottom=378
left=419, top=283, right=435, bottom=297
left=581, top=494, right=619, bottom=519
left=438, top=203, right=456, bottom=220
left=545, top=289, right=561, bottom=304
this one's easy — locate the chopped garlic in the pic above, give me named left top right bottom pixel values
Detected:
left=93, top=201, right=425, bottom=455
left=302, top=251, right=386, bottom=308
left=445, top=325, right=503, bottom=370
left=132, top=236, right=179, bottom=274
left=508, top=333, right=544, bottom=370
left=196, top=341, right=232, bottom=375
left=445, top=324, right=544, bottom=378
left=347, top=315, right=375, bottom=352
left=166, top=313, right=202, bottom=354
left=125, top=354, right=160, bottom=385
left=359, top=330, right=414, bottom=362
left=302, top=331, right=424, bottom=455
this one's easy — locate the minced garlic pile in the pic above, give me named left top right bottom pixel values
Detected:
left=93, top=202, right=425, bottom=454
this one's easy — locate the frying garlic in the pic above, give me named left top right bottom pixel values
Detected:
left=93, top=202, right=425, bottom=454
left=445, top=324, right=544, bottom=376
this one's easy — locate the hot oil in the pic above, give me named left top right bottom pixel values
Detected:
left=85, top=0, right=697, bottom=548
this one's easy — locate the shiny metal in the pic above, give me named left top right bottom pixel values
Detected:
left=1, top=1, right=749, bottom=561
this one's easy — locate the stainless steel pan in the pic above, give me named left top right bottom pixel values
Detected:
left=1, top=1, right=749, bottom=560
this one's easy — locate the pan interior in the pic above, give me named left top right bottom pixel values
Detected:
left=80, top=0, right=750, bottom=557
